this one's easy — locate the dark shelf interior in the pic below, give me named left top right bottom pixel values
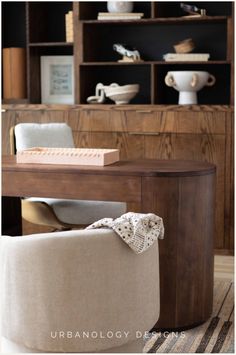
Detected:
left=2, top=2, right=26, bottom=47
left=29, top=46, right=73, bottom=56
left=79, top=1, right=152, bottom=20
left=155, top=2, right=232, bottom=18
left=83, top=22, right=227, bottom=62
left=28, top=2, right=72, bottom=43
left=80, top=65, right=151, bottom=104
left=155, top=64, right=231, bottom=105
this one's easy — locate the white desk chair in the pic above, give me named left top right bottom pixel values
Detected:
left=10, top=123, right=126, bottom=230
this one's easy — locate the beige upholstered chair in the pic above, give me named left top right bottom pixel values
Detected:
left=1, top=229, right=160, bottom=353
left=10, top=123, right=126, bottom=230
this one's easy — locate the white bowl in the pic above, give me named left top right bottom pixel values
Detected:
left=106, top=90, right=139, bottom=105
left=165, top=71, right=216, bottom=104
left=104, top=84, right=139, bottom=104
left=105, top=84, right=139, bottom=94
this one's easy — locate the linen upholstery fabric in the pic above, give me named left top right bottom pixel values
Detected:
left=15, top=123, right=75, bottom=151
left=1, top=229, right=160, bottom=353
left=14, top=123, right=126, bottom=225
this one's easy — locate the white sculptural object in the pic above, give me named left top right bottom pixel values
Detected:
left=165, top=71, right=216, bottom=105
left=107, top=1, right=134, bottom=13
left=87, top=83, right=139, bottom=105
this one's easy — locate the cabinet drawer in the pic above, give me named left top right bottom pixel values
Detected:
left=125, top=110, right=226, bottom=134
left=73, top=131, right=144, bottom=160
left=68, top=109, right=126, bottom=132
left=15, top=110, right=70, bottom=124
left=69, top=109, right=226, bottom=135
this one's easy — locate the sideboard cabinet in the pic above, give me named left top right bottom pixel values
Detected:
left=2, top=104, right=234, bottom=253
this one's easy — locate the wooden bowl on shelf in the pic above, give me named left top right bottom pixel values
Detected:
left=173, top=38, right=195, bottom=53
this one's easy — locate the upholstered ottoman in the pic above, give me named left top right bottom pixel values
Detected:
left=1, top=228, right=160, bottom=353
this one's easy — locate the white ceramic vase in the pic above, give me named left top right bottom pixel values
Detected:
left=164, top=71, right=216, bottom=105
left=107, top=1, right=134, bottom=13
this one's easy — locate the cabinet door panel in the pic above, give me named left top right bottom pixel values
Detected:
left=144, top=133, right=225, bottom=249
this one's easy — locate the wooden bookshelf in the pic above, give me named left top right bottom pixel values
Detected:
left=1, top=1, right=234, bottom=105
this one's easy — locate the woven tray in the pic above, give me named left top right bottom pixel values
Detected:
left=17, top=147, right=120, bottom=166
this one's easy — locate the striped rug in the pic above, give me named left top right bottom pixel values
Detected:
left=144, top=279, right=234, bottom=353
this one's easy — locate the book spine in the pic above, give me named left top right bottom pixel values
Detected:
left=65, top=11, right=73, bottom=42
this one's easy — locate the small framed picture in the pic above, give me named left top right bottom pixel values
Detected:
left=40, top=56, right=74, bottom=104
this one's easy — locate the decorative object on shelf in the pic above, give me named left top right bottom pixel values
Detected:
left=97, top=12, right=143, bottom=20
left=113, top=43, right=142, bottom=62
left=164, top=71, right=216, bottom=105
left=174, top=38, right=195, bottom=53
left=40, top=56, right=74, bottom=104
left=65, top=10, right=73, bottom=42
left=3, top=48, right=27, bottom=100
left=87, top=83, right=140, bottom=105
left=180, top=3, right=207, bottom=17
left=17, top=147, right=120, bottom=166
left=86, top=83, right=106, bottom=104
left=104, top=83, right=140, bottom=104
left=107, top=1, right=133, bottom=13
left=163, top=53, right=210, bottom=62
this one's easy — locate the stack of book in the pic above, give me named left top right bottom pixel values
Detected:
left=97, top=12, right=144, bottom=20
left=163, top=53, right=210, bottom=62
left=65, top=11, right=73, bottom=42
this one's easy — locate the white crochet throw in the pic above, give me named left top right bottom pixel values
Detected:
left=86, top=212, right=164, bottom=254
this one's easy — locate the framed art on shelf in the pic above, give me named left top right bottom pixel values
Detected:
left=40, top=56, right=74, bottom=104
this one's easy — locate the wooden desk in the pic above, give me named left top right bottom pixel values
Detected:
left=2, top=156, right=216, bottom=330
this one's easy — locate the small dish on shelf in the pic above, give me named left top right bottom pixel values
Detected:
left=104, top=84, right=139, bottom=104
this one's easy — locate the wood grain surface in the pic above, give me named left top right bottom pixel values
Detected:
left=142, top=174, right=215, bottom=329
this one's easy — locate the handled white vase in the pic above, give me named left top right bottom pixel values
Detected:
left=164, top=71, right=216, bottom=105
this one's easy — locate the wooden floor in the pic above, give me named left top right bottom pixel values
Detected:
left=214, top=255, right=234, bottom=280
